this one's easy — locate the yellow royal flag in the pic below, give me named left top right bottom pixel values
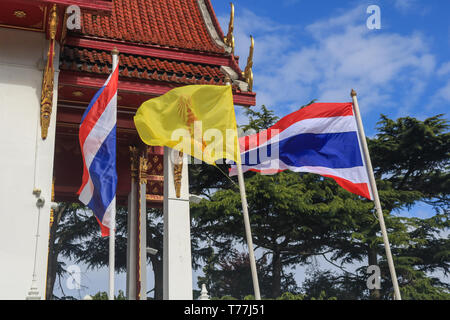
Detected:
left=134, top=85, right=240, bottom=165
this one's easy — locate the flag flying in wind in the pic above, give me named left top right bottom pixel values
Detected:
left=134, top=85, right=240, bottom=165
left=78, top=64, right=119, bottom=237
left=229, top=102, right=374, bottom=200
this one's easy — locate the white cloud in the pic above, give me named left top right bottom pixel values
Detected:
left=392, top=0, right=431, bottom=15
left=393, top=0, right=417, bottom=11
left=437, top=61, right=450, bottom=77
left=432, top=80, right=450, bottom=103
left=222, top=5, right=437, bottom=118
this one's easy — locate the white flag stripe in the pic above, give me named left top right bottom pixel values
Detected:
left=243, top=115, right=357, bottom=154
left=79, top=94, right=117, bottom=205
left=101, top=196, right=116, bottom=230
left=229, top=158, right=370, bottom=185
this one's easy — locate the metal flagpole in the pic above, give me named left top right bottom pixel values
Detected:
left=109, top=48, right=119, bottom=300
left=225, top=77, right=261, bottom=300
left=236, top=164, right=261, bottom=300
left=109, top=207, right=116, bottom=301
left=351, top=89, right=402, bottom=300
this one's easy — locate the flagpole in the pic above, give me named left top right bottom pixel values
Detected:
left=225, top=79, right=261, bottom=300
left=109, top=48, right=119, bottom=300
left=351, top=89, right=402, bottom=300
left=236, top=164, right=261, bottom=300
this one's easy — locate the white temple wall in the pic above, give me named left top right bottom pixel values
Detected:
left=0, top=27, right=59, bottom=299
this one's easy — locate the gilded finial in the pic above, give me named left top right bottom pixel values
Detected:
left=112, top=47, right=119, bottom=55
left=49, top=4, right=58, bottom=40
left=351, top=89, right=357, bottom=97
left=242, top=35, right=254, bottom=91
left=224, top=3, right=235, bottom=54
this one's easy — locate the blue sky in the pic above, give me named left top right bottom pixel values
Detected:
left=56, top=0, right=449, bottom=298
left=213, top=0, right=450, bottom=136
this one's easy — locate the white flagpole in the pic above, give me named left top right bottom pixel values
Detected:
left=236, top=163, right=261, bottom=300
left=225, top=78, right=261, bottom=300
left=351, top=89, right=402, bottom=300
left=109, top=207, right=116, bottom=301
left=109, top=48, right=119, bottom=300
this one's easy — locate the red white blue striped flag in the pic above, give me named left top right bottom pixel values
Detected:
left=229, top=102, right=374, bottom=200
left=78, top=64, right=119, bottom=236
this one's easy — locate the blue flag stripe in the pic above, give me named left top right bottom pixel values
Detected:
left=87, top=126, right=117, bottom=222
left=242, top=131, right=364, bottom=169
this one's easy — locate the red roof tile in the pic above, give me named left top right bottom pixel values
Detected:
left=60, top=46, right=225, bottom=86
left=77, top=0, right=225, bottom=54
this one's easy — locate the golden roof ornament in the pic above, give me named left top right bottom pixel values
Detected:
left=223, top=3, right=235, bottom=55
left=242, top=35, right=254, bottom=92
left=49, top=4, right=58, bottom=40
left=40, top=4, right=59, bottom=139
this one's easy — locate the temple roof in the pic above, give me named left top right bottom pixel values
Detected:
left=61, top=0, right=254, bottom=103
left=60, top=45, right=226, bottom=86
left=54, top=0, right=255, bottom=204
left=79, top=0, right=226, bottom=54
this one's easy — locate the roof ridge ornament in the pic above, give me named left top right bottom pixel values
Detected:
left=242, top=35, right=254, bottom=92
left=224, top=3, right=235, bottom=55
left=196, top=0, right=232, bottom=53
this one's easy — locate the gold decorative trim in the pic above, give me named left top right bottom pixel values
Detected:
left=223, top=3, right=235, bottom=55
left=139, top=155, right=148, bottom=185
left=48, top=4, right=58, bottom=40
left=72, top=91, right=84, bottom=97
left=49, top=178, right=55, bottom=228
left=58, top=99, right=139, bottom=111
left=14, top=11, right=27, bottom=18
left=147, top=174, right=164, bottom=181
left=56, top=122, right=138, bottom=135
left=146, top=194, right=164, bottom=202
left=242, top=35, right=254, bottom=91
left=129, top=146, right=139, bottom=179
left=0, top=23, right=44, bottom=32
left=173, top=151, right=183, bottom=198
left=40, top=4, right=58, bottom=140
left=40, top=51, right=55, bottom=139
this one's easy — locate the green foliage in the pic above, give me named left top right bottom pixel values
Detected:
left=193, top=170, right=376, bottom=298
left=91, top=290, right=126, bottom=300
left=212, top=291, right=336, bottom=300
left=240, top=104, right=279, bottom=132
left=399, top=277, right=450, bottom=300
left=276, top=292, right=306, bottom=300
left=192, top=106, right=449, bottom=300
left=368, top=113, right=450, bottom=209
left=198, top=248, right=298, bottom=299
left=48, top=105, right=449, bottom=301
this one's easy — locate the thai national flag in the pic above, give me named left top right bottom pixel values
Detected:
left=229, top=103, right=374, bottom=200
left=78, top=64, right=119, bottom=236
